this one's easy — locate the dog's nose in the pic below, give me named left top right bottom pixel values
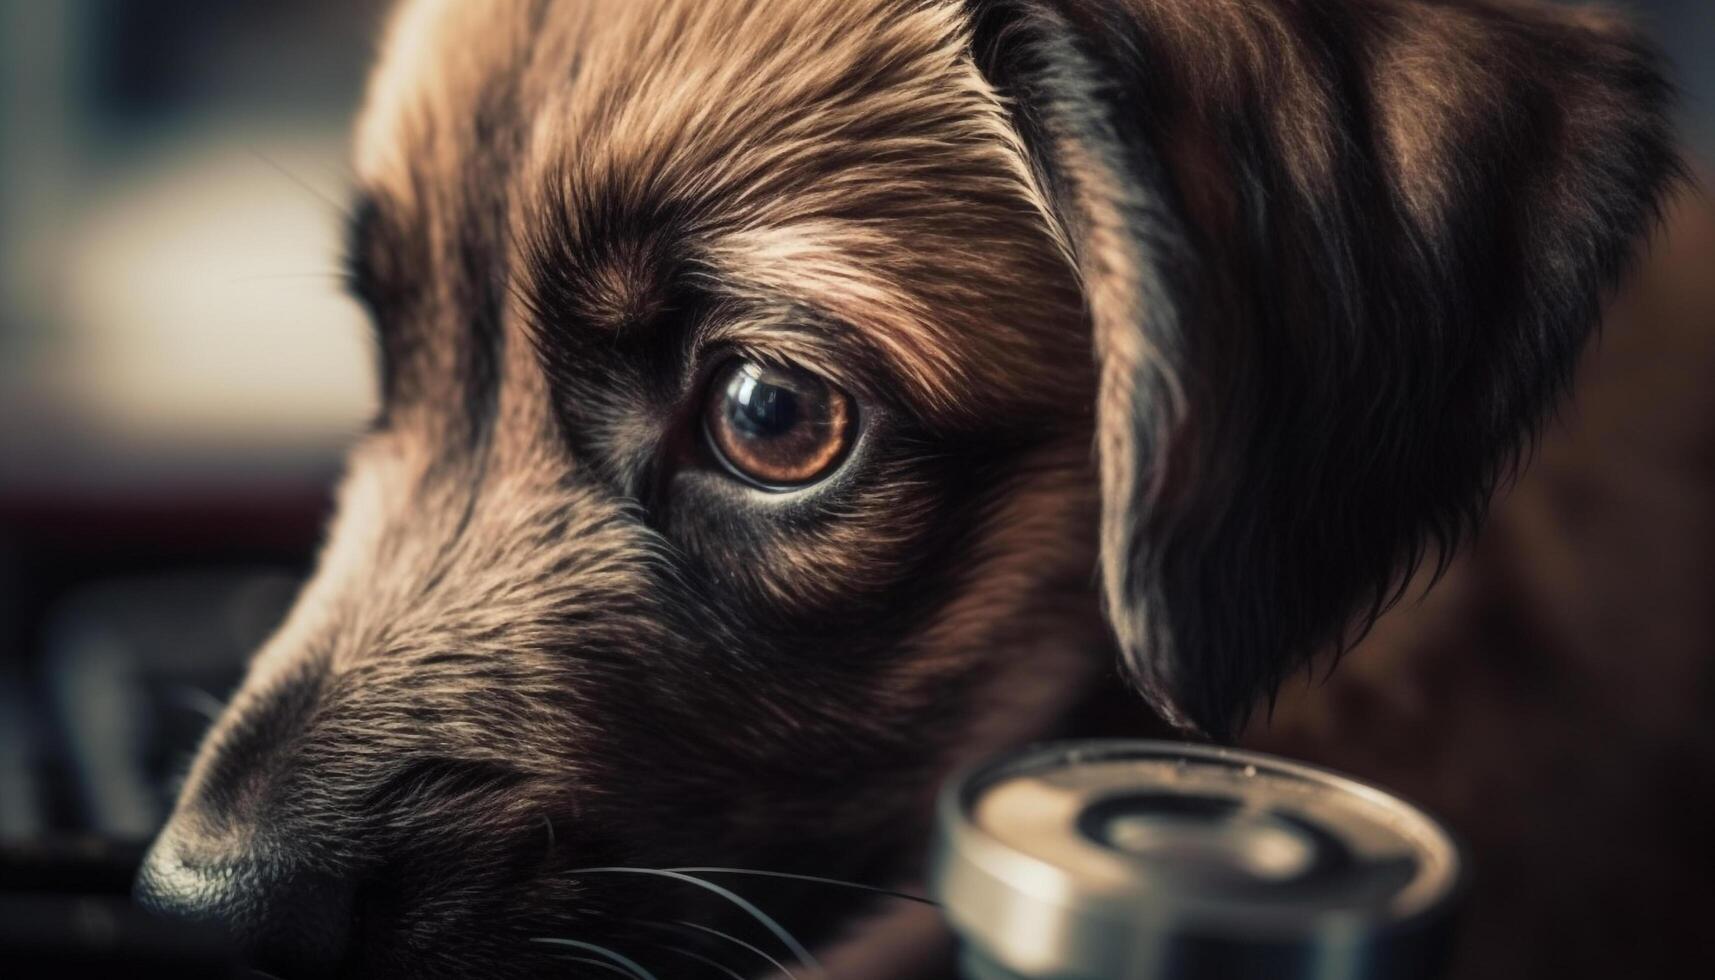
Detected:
left=134, top=831, right=355, bottom=978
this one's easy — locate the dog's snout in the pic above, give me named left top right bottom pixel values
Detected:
left=135, top=831, right=356, bottom=978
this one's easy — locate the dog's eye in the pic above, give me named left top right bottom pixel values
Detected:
left=704, top=358, right=853, bottom=489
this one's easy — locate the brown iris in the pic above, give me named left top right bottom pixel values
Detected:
left=704, top=358, right=853, bottom=488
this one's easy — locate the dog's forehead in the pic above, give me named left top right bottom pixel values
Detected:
left=355, top=0, right=990, bottom=203
left=352, top=0, right=1084, bottom=420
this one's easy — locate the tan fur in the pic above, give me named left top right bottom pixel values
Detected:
left=358, top=0, right=1084, bottom=419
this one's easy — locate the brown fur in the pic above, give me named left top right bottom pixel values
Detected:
left=133, top=1, right=1698, bottom=978
left=1250, top=183, right=1715, bottom=979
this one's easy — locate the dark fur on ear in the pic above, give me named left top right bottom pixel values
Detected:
left=970, top=0, right=1681, bottom=738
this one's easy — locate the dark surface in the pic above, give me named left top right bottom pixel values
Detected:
left=1, top=837, right=241, bottom=978
left=1, top=489, right=320, bottom=841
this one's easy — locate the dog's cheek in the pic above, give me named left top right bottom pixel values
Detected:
left=662, top=444, right=1111, bottom=829
left=910, top=441, right=1111, bottom=758
left=661, top=429, right=1000, bottom=655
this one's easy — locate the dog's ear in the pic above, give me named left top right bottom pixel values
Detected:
left=969, top=0, right=1679, bottom=738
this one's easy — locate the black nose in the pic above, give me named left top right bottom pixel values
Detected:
left=134, top=832, right=355, bottom=978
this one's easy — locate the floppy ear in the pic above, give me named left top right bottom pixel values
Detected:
left=969, top=0, right=1679, bottom=738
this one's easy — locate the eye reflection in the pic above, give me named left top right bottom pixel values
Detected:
left=703, top=359, right=853, bottom=488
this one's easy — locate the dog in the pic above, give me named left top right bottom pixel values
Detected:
left=134, top=0, right=1704, bottom=977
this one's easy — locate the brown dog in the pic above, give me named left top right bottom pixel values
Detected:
left=134, top=1, right=1701, bottom=977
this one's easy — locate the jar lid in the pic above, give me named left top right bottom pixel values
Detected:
left=930, top=740, right=1462, bottom=980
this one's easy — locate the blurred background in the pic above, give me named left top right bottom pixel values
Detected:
left=0, top=0, right=377, bottom=850
left=0, top=3, right=381, bottom=965
left=0, top=0, right=1711, bottom=966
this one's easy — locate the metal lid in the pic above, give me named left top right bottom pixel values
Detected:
left=930, top=741, right=1462, bottom=980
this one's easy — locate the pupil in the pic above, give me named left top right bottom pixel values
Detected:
left=728, top=371, right=800, bottom=438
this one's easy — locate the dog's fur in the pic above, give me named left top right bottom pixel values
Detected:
left=135, top=1, right=1700, bottom=977
left=1250, top=181, right=1715, bottom=979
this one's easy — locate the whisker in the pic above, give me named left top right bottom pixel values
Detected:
left=623, top=918, right=799, bottom=980
left=668, top=867, right=938, bottom=907
left=168, top=685, right=227, bottom=724
left=247, top=148, right=346, bottom=214
left=530, top=938, right=657, bottom=980
left=570, top=867, right=820, bottom=973
left=658, top=944, right=748, bottom=980
left=672, top=919, right=802, bottom=980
